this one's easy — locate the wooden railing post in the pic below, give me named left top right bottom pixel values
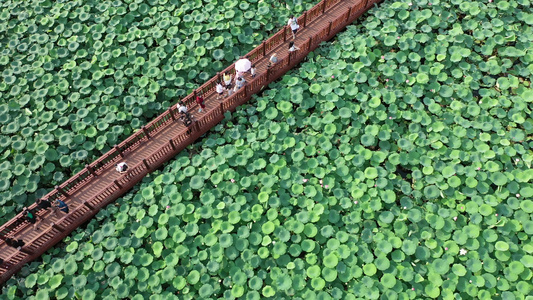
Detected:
left=308, top=36, right=313, bottom=51
left=217, top=72, right=221, bottom=82
left=283, top=26, right=287, bottom=42
left=142, top=126, right=150, bottom=139
left=219, top=102, right=224, bottom=115
left=114, top=144, right=125, bottom=158
left=346, top=6, right=352, bottom=23
left=113, top=180, right=122, bottom=189
left=169, top=139, right=176, bottom=150
left=328, top=21, right=332, bottom=36
left=55, top=185, right=68, bottom=198
left=143, top=159, right=150, bottom=170
left=303, top=12, right=308, bottom=28
left=322, top=0, right=326, bottom=13
left=364, top=0, right=368, bottom=7
left=194, top=121, right=200, bottom=133
left=288, top=52, right=291, bottom=66
left=85, top=164, right=96, bottom=177
left=169, top=107, right=176, bottom=121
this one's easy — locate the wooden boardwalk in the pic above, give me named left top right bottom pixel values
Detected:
left=0, top=0, right=380, bottom=285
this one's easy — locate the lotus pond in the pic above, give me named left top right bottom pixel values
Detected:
left=0, top=0, right=318, bottom=219
left=3, top=0, right=533, bottom=299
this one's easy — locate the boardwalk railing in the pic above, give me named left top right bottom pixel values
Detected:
left=0, top=0, right=381, bottom=284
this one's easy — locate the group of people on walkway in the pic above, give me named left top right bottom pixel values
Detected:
left=0, top=197, right=70, bottom=257
left=269, top=16, right=302, bottom=67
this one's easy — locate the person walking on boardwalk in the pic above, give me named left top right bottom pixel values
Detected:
left=223, top=72, right=232, bottom=88
left=216, top=81, right=225, bottom=99
left=196, top=93, right=206, bottom=113
left=288, top=15, right=300, bottom=39
left=22, top=207, right=42, bottom=230
left=5, top=238, right=25, bottom=250
left=115, top=162, right=129, bottom=174
left=251, top=64, right=257, bottom=78
left=269, top=53, right=278, bottom=67
left=289, top=41, right=300, bottom=52
left=54, top=199, right=69, bottom=215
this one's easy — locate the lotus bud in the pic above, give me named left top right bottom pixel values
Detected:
left=515, top=158, right=519, bottom=162
left=516, top=194, right=520, bottom=197
left=166, top=206, right=170, bottom=209
left=331, top=75, right=335, bottom=78
left=469, top=280, right=472, bottom=283
left=386, top=79, right=389, bottom=82
left=389, top=117, right=393, bottom=119
left=445, top=247, right=448, bottom=250
left=406, top=80, right=409, bottom=83
left=325, top=185, right=329, bottom=188
left=409, top=2, right=412, bottom=5
left=321, top=184, right=323, bottom=187
left=429, top=2, right=432, bottom=4
left=453, top=217, right=457, bottom=221
left=303, top=179, right=308, bottom=183
left=381, top=56, right=385, bottom=59
left=230, top=179, right=235, bottom=183
left=412, top=288, right=415, bottom=291
left=354, top=201, right=358, bottom=204
left=495, top=214, right=498, bottom=216
left=403, top=206, right=407, bottom=209
left=320, top=179, right=323, bottom=184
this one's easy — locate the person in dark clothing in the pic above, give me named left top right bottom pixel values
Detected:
left=36, top=198, right=52, bottom=210
left=5, top=238, right=25, bottom=250
left=22, top=207, right=41, bottom=230
left=54, top=200, right=69, bottom=215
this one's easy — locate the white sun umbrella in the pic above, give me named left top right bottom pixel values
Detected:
left=235, top=58, right=252, bottom=73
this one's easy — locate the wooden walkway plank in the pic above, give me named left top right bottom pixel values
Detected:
left=0, top=0, right=382, bottom=285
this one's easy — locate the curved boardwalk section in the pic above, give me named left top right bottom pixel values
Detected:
left=0, top=0, right=380, bottom=284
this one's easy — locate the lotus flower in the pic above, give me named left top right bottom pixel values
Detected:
left=516, top=158, right=520, bottom=162
left=409, top=2, right=412, bottom=5
left=386, top=79, right=389, bottom=82
left=411, top=288, right=415, bottom=291
left=445, top=247, right=448, bottom=250
left=320, top=179, right=323, bottom=184
left=406, top=80, right=409, bottom=83
left=354, top=201, right=358, bottom=204
left=453, top=217, right=457, bottom=221
left=516, top=194, right=520, bottom=197
left=331, top=75, right=335, bottom=78
left=389, top=117, right=393, bottom=119
left=166, top=206, right=170, bottom=209
left=381, top=56, right=385, bottom=59
left=230, top=178, right=235, bottom=183
left=460, top=248, right=468, bottom=255
left=403, top=206, right=407, bottom=209
left=495, top=214, right=498, bottom=216
left=325, top=185, right=329, bottom=188
left=303, top=179, right=308, bottom=183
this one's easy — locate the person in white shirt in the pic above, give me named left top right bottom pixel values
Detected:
left=115, top=162, right=128, bottom=173
left=269, top=53, right=278, bottom=67
left=251, top=64, right=256, bottom=78
left=288, top=41, right=300, bottom=52
left=288, top=15, right=299, bottom=39
left=216, top=81, right=225, bottom=99
left=176, top=102, right=187, bottom=114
